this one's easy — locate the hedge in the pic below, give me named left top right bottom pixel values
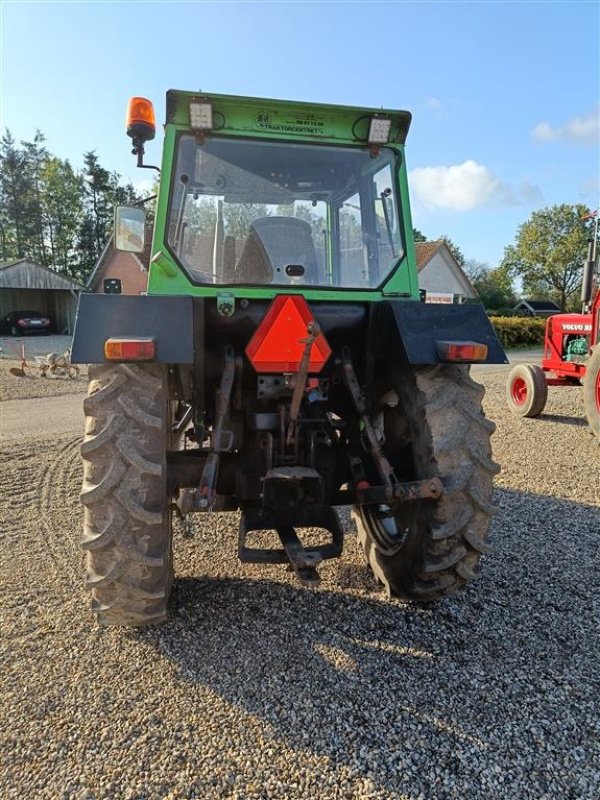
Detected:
left=489, top=316, right=547, bottom=348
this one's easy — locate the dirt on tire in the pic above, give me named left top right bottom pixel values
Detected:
left=81, top=363, right=173, bottom=625
left=354, top=364, right=499, bottom=600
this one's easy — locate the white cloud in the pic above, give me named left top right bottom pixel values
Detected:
left=426, top=96, right=443, bottom=111
left=408, top=160, right=542, bottom=212
left=531, top=109, right=599, bottom=145
left=531, top=122, right=556, bottom=142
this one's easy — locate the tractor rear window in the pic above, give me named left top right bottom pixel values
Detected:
left=167, top=135, right=404, bottom=289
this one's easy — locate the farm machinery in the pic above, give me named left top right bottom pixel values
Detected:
left=71, top=90, right=507, bottom=626
left=507, top=238, right=600, bottom=438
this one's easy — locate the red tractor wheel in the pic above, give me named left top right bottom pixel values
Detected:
left=506, top=364, right=548, bottom=417
left=583, top=346, right=600, bottom=438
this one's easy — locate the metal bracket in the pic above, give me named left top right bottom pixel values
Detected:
left=194, top=347, right=236, bottom=510
left=238, top=506, right=343, bottom=587
left=334, top=476, right=443, bottom=506
left=216, top=292, right=235, bottom=318
left=286, top=320, right=320, bottom=446
left=340, top=348, right=398, bottom=499
left=276, top=527, right=322, bottom=587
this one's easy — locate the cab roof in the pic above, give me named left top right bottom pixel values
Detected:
left=166, top=89, right=412, bottom=145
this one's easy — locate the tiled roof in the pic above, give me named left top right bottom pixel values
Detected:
left=415, top=239, right=478, bottom=297
left=415, top=241, right=442, bottom=271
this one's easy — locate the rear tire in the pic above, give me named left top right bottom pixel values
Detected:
left=80, top=363, right=173, bottom=626
left=506, top=363, right=548, bottom=417
left=353, top=364, right=499, bottom=601
left=583, top=346, right=600, bottom=438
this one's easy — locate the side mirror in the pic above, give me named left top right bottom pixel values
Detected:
left=115, top=206, right=146, bottom=253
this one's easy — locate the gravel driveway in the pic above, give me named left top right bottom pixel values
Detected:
left=0, top=367, right=598, bottom=799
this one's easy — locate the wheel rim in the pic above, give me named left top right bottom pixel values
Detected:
left=595, top=367, right=600, bottom=415
left=363, top=504, right=407, bottom=555
left=511, top=376, right=528, bottom=405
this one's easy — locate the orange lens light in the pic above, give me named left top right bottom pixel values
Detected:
left=126, top=97, right=156, bottom=139
left=126, top=97, right=155, bottom=127
left=437, top=341, right=488, bottom=362
left=104, top=338, right=156, bottom=361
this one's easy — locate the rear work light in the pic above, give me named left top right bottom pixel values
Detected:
left=436, top=341, right=488, bottom=362
left=368, top=116, right=392, bottom=144
left=104, top=338, right=156, bottom=361
left=189, top=101, right=213, bottom=130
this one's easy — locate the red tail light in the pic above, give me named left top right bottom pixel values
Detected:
left=436, top=340, right=488, bottom=362
left=104, top=338, right=156, bottom=361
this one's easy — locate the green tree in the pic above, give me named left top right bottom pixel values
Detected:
left=223, top=203, right=270, bottom=239
left=412, top=228, right=427, bottom=242
left=501, top=204, right=596, bottom=310
left=79, top=151, right=138, bottom=276
left=21, top=131, right=50, bottom=265
left=0, top=130, right=140, bottom=279
left=440, top=235, right=466, bottom=269
left=42, top=157, right=84, bottom=278
left=465, top=260, right=516, bottom=310
left=0, top=130, right=31, bottom=259
left=275, top=201, right=327, bottom=245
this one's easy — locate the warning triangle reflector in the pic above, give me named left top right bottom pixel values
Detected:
left=245, top=295, right=331, bottom=373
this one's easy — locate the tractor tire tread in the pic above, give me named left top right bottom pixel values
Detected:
left=354, top=364, right=497, bottom=602
left=80, top=363, right=172, bottom=626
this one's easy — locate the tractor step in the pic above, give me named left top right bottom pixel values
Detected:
left=238, top=505, right=343, bottom=587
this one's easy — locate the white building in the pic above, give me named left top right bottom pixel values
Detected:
left=415, top=241, right=478, bottom=303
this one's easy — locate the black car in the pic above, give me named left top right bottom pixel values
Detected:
left=0, top=310, right=53, bottom=335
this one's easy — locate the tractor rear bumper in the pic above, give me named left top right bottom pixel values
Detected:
left=71, top=294, right=507, bottom=366
left=376, top=301, right=508, bottom=364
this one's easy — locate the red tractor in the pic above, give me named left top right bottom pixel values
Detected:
left=507, top=239, right=600, bottom=437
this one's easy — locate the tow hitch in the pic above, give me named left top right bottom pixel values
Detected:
left=238, top=506, right=343, bottom=587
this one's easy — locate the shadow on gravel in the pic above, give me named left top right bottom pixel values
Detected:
left=533, top=412, right=588, bottom=428
left=138, top=575, right=479, bottom=795
left=133, top=487, right=598, bottom=798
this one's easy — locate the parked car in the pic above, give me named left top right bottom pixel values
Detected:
left=0, top=310, right=53, bottom=336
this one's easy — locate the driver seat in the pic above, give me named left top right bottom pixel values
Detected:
left=235, top=217, right=318, bottom=284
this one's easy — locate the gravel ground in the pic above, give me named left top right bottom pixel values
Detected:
left=0, top=366, right=598, bottom=799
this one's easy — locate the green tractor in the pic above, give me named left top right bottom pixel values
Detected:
left=71, top=91, right=506, bottom=625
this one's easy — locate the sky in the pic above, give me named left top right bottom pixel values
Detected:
left=1, top=0, right=598, bottom=268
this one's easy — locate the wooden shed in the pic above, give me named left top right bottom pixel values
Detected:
left=0, top=260, right=83, bottom=334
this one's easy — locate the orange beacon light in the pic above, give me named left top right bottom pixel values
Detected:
left=126, top=97, right=156, bottom=143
